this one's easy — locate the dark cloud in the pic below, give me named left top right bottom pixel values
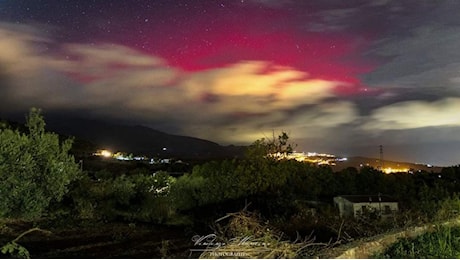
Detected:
left=363, top=1, right=460, bottom=92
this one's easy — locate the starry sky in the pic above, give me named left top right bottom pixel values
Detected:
left=1, top=0, right=460, bottom=166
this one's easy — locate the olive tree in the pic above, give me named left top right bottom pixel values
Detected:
left=0, top=108, right=80, bottom=219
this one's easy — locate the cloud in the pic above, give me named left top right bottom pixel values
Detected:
left=362, top=0, right=460, bottom=98
left=0, top=22, right=348, bottom=144
left=0, top=23, right=49, bottom=75
left=365, top=25, right=460, bottom=89
left=67, top=44, right=165, bottom=67
left=288, top=101, right=357, bottom=129
left=363, top=98, right=460, bottom=130
left=185, top=101, right=359, bottom=144
left=180, top=61, right=338, bottom=114
left=0, top=23, right=79, bottom=111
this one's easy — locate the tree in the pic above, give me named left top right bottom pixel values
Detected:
left=0, top=108, right=80, bottom=219
left=245, top=131, right=295, bottom=160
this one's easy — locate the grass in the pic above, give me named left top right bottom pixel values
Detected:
left=372, top=226, right=460, bottom=259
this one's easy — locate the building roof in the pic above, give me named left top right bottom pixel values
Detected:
left=337, top=195, right=398, bottom=203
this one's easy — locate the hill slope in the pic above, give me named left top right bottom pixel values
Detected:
left=44, top=117, right=244, bottom=159
left=331, top=156, right=442, bottom=173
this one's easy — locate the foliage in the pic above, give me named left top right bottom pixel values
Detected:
left=70, top=170, right=175, bottom=222
left=436, top=194, right=460, bottom=220
left=1, top=227, right=51, bottom=259
left=0, top=108, right=80, bottom=220
left=373, top=226, right=460, bottom=259
left=1, top=241, right=30, bottom=259
left=245, top=131, right=294, bottom=160
left=171, top=133, right=320, bottom=213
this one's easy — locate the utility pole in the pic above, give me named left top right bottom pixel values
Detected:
left=379, top=145, right=384, bottom=170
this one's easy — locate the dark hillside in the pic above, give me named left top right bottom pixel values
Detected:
left=44, top=117, right=245, bottom=159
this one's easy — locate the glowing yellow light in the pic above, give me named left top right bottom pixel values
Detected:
left=383, top=167, right=409, bottom=174
left=100, top=150, right=112, bottom=158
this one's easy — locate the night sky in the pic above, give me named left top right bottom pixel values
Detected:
left=1, top=0, right=460, bottom=166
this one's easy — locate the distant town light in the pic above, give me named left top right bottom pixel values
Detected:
left=383, top=167, right=409, bottom=174
left=100, top=149, right=112, bottom=158
left=162, top=147, right=167, bottom=151
left=271, top=150, right=347, bottom=166
left=94, top=149, right=113, bottom=158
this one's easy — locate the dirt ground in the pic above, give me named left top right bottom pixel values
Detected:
left=1, top=220, right=195, bottom=258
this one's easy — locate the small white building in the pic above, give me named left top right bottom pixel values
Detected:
left=334, top=195, right=398, bottom=218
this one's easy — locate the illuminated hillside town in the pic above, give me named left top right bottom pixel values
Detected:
left=94, top=149, right=174, bottom=164
left=94, top=148, right=427, bottom=174
left=272, top=151, right=347, bottom=166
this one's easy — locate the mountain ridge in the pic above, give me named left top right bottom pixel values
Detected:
left=44, top=117, right=245, bottom=159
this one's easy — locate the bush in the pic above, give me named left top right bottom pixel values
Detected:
left=0, top=108, right=80, bottom=220
left=71, top=171, right=175, bottom=222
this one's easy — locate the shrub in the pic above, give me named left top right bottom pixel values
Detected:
left=71, top=171, right=175, bottom=222
left=0, top=108, right=80, bottom=220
